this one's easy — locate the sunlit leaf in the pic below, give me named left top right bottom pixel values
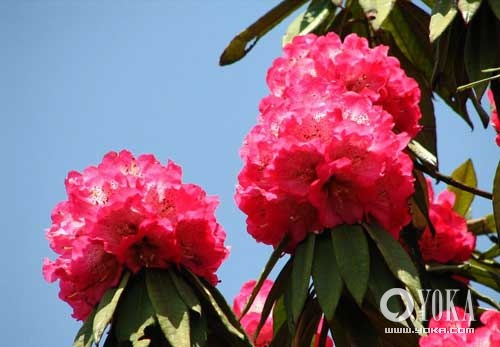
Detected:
left=331, top=225, right=370, bottom=306
left=359, top=0, right=396, bottom=30
left=467, top=214, right=497, bottom=235
left=458, top=0, right=482, bottom=23
left=114, top=274, right=155, bottom=343
left=365, top=225, right=422, bottom=303
left=93, top=272, right=130, bottom=344
left=429, top=0, right=458, bottom=42
left=73, top=308, right=96, bottom=347
left=283, top=0, right=336, bottom=45
left=146, top=269, right=191, bottom=347
left=448, top=159, right=477, bottom=217
left=220, top=0, right=307, bottom=65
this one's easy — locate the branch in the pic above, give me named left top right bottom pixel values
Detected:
left=414, top=162, right=493, bottom=200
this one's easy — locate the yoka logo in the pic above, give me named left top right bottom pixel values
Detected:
left=380, top=288, right=474, bottom=323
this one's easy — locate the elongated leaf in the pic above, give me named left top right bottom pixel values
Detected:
left=467, top=214, right=497, bottom=235
left=169, top=270, right=202, bottom=316
left=254, top=259, right=292, bottom=340
left=146, top=269, right=190, bottom=347
left=489, top=0, right=500, bottom=20
left=115, top=274, right=155, bottom=343
left=182, top=270, right=251, bottom=346
left=93, top=272, right=130, bottom=344
left=493, top=160, right=500, bottom=246
left=311, top=233, right=342, bottom=321
left=73, top=308, right=96, bottom=347
left=273, top=296, right=287, bottom=335
left=429, top=0, right=458, bottom=42
left=220, top=0, right=307, bottom=65
left=331, top=225, right=370, bottom=306
left=283, top=0, right=336, bottom=45
left=359, top=0, right=396, bottom=30
left=286, top=233, right=315, bottom=328
left=481, top=244, right=500, bottom=259
left=365, top=225, right=422, bottom=303
left=458, top=0, right=482, bottom=23
left=448, top=159, right=477, bottom=216
left=368, top=247, right=404, bottom=321
left=464, top=4, right=499, bottom=101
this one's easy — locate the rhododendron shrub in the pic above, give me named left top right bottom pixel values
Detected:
left=233, top=279, right=333, bottom=347
left=236, top=33, right=419, bottom=250
left=43, top=150, right=229, bottom=320
left=419, top=308, right=500, bottom=347
left=418, top=179, right=476, bottom=264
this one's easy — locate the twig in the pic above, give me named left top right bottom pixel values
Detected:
left=414, top=162, right=493, bottom=200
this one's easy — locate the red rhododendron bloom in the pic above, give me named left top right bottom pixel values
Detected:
left=236, top=33, right=418, bottom=250
left=266, top=33, right=422, bottom=137
left=43, top=150, right=229, bottom=320
left=487, top=89, right=500, bottom=146
left=233, top=279, right=333, bottom=347
left=418, top=180, right=476, bottom=264
left=419, top=308, right=500, bottom=347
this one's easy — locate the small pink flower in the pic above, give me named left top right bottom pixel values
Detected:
left=419, top=308, right=500, bottom=347
left=418, top=180, right=476, bottom=264
left=44, top=150, right=229, bottom=320
left=233, top=279, right=333, bottom=346
left=487, top=89, right=500, bottom=146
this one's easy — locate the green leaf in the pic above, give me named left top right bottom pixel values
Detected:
left=114, top=273, right=156, bottom=343
left=331, top=225, right=370, bottom=306
left=181, top=270, right=251, bottom=346
left=493, top=160, right=500, bottom=246
left=359, top=0, right=396, bottom=30
left=464, top=4, right=499, bottom=101
left=429, top=0, right=458, bottom=42
left=481, top=244, right=500, bottom=259
left=286, top=233, right=315, bottom=328
left=283, top=0, right=336, bottom=45
left=311, top=233, right=342, bottom=321
left=219, top=0, right=307, bottom=65
left=368, top=247, right=404, bottom=321
left=169, top=270, right=202, bottom=316
left=146, top=269, right=191, bottom=347
left=467, top=214, right=497, bottom=235
left=381, top=1, right=434, bottom=82
left=73, top=308, right=96, bottom=347
left=273, top=296, right=287, bottom=335
left=93, top=272, right=130, bottom=344
left=458, top=0, right=482, bottom=23
left=365, top=225, right=422, bottom=303
left=448, top=159, right=477, bottom=217
left=254, top=259, right=292, bottom=341
left=489, top=0, right=500, bottom=20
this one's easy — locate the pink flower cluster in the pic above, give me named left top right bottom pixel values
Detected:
left=43, top=150, right=229, bottom=320
left=418, top=180, right=476, bottom=264
left=419, top=307, right=500, bottom=346
left=236, top=33, right=421, bottom=249
left=487, top=90, right=500, bottom=146
left=233, top=279, right=333, bottom=347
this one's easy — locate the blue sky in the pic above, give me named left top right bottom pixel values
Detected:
left=1, top=1, right=498, bottom=346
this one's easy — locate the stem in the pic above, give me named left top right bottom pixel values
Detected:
left=457, top=73, right=500, bottom=92
left=425, top=263, right=470, bottom=273
left=414, top=161, right=493, bottom=200
left=238, top=237, right=288, bottom=321
left=468, top=285, right=500, bottom=310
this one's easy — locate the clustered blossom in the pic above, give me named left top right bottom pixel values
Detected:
left=43, top=150, right=229, bottom=320
left=236, top=33, right=421, bottom=249
left=419, top=307, right=500, bottom=347
left=487, top=90, right=500, bottom=146
left=233, top=279, right=333, bottom=347
left=418, top=180, right=476, bottom=264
